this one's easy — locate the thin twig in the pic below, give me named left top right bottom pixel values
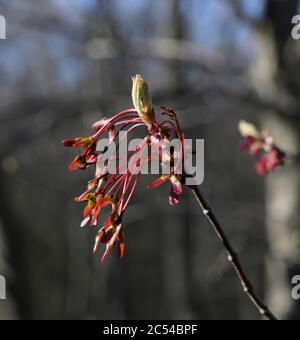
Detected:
left=189, top=185, right=278, bottom=321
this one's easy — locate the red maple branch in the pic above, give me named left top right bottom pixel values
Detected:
left=189, top=185, right=278, bottom=321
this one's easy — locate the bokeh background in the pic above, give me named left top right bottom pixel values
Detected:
left=0, top=0, right=300, bottom=320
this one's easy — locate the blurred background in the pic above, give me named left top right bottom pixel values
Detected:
left=0, top=0, right=300, bottom=320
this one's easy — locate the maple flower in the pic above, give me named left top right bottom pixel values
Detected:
left=62, top=75, right=187, bottom=263
left=147, top=175, right=183, bottom=206
left=238, top=120, right=286, bottom=176
left=255, top=148, right=285, bottom=177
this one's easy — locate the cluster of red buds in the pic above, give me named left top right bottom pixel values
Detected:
left=239, top=120, right=286, bottom=176
left=62, top=75, right=186, bottom=263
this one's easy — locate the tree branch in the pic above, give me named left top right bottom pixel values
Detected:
left=189, top=185, right=278, bottom=320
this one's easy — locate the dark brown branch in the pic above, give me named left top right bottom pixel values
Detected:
left=189, top=185, right=278, bottom=321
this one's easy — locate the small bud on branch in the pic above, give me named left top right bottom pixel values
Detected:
left=239, top=120, right=288, bottom=176
left=131, top=74, right=155, bottom=126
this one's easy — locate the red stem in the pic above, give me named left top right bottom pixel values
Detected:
left=189, top=185, right=278, bottom=321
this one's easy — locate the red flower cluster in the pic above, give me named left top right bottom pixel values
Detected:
left=62, top=76, right=186, bottom=263
left=239, top=121, right=286, bottom=176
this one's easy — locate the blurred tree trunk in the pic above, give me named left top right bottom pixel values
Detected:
left=0, top=169, right=27, bottom=319
left=158, top=0, right=187, bottom=94
left=248, top=0, right=300, bottom=319
left=158, top=0, right=194, bottom=319
left=0, top=220, right=18, bottom=319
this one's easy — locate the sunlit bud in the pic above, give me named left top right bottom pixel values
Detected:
left=239, top=121, right=261, bottom=139
left=131, top=74, right=155, bottom=126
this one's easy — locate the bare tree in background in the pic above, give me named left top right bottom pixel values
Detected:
left=235, top=0, right=300, bottom=319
